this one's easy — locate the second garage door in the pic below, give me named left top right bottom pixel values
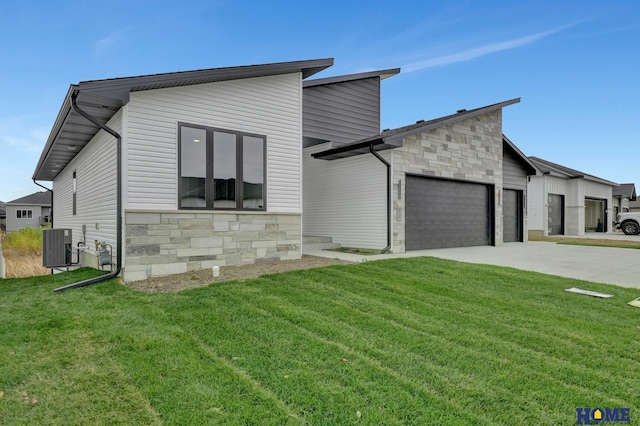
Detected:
left=503, top=189, right=523, bottom=242
left=406, top=175, right=493, bottom=250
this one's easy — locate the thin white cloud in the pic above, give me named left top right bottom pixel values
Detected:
left=94, top=27, right=130, bottom=55
left=0, top=117, right=49, bottom=200
left=0, top=117, right=49, bottom=154
left=403, top=24, right=577, bottom=73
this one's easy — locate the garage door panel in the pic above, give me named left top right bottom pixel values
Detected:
left=503, top=189, right=522, bottom=243
left=406, top=176, right=492, bottom=250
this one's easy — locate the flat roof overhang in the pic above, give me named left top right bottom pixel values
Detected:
left=33, top=58, right=334, bottom=181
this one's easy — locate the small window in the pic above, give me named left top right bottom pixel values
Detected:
left=179, top=123, right=266, bottom=210
left=72, top=171, right=77, bottom=215
left=17, top=209, right=33, bottom=219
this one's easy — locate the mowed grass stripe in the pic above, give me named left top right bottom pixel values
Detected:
left=273, top=260, right=640, bottom=370
left=248, top=263, right=639, bottom=388
left=2, top=259, right=640, bottom=425
left=207, top=273, right=630, bottom=421
left=167, top=285, right=494, bottom=425
left=166, top=269, right=624, bottom=423
left=80, top=287, right=303, bottom=425
left=214, top=262, right=632, bottom=410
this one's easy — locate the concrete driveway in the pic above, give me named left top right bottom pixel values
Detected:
left=305, top=239, right=640, bottom=289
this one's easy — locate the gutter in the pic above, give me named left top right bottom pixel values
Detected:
left=32, top=180, right=54, bottom=227
left=369, top=144, right=391, bottom=254
left=54, top=91, right=122, bottom=292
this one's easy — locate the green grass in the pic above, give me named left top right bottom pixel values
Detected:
left=558, top=241, right=640, bottom=249
left=327, top=247, right=380, bottom=255
left=1, top=259, right=640, bottom=425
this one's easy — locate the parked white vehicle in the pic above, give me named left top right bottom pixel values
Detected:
left=616, top=212, right=640, bottom=235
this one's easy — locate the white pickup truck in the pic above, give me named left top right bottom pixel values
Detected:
left=616, top=212, right=640, bottom=235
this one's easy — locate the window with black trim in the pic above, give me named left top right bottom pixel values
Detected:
left=179, top=123, right=266, bottom=210
left=17, top=210, right=33, bottom=219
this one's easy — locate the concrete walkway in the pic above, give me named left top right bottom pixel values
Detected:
left=304, top=238, right=640, bottom=289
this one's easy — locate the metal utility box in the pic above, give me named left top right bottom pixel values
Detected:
left=43, top=228, right=72, bottom=267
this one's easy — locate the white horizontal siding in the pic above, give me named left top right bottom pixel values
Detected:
left=303, top=143, right=388, bottom=249
left=125, top=73, right=302, bottom=212
left=503, top=149, right=528, bottom=190
left=53, top=110, right=121, bottom=259
left=526, top=176, right=544, bottom=231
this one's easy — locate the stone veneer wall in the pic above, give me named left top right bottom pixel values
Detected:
left=123, top=210, right=301, bottom=282
left=392, top=111, right=504, bottom=253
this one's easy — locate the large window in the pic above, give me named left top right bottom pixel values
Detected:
left=179, top=123, right=266, bottom=210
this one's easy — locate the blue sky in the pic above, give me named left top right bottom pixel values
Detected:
left=1, top=0, right=638, bottom=202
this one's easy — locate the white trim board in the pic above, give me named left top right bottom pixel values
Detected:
left=564, top=287, right=614, bottom=298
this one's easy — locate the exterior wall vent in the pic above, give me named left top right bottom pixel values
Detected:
left=43, top=228, right=73, bottom=267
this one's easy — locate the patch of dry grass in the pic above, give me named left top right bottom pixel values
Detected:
left=1, top=230, right=49, bottom=279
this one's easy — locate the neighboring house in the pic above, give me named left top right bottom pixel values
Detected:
left=303, top=69, right=536, bottom=252
left=527, top=157, right=618, bottom=236
left=612, top=183, right=636, bottom=216
left=630, top=198, right=640, bottom=213
left=5, top=192, right=52, bottom=231
left=33, top=58, right=334, bottom=281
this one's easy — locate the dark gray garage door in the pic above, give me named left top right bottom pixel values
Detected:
left=503, top=189, right=523, bottom=242
left=548, top=194, right=564, bottom=235
left=406, top=175, right=492, bottom=250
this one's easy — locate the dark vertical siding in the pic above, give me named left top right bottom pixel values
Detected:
left=303, top=78, right=380, bottom=146
left=503, top=149, right=528, bottom=190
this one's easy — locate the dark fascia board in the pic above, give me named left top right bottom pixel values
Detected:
left=303, top=67, right=401, bottom=88
left=529, top=156, right=618, bottom=187
left=383, top=98, right=521, bottom=144
left=502, top=134, right=537, bottom=175
left=81, top=58, right=335, bottom=103
left=313, top=98, right=520, bottom=160
left=32, top=85, right=79, bottom=181
left=311, top=139, right=400, bottom=160
left=33, top=58, right=334, bottom=181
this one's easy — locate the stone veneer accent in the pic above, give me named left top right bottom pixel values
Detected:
left=123, top=210, right=301, bottom=282
left=392, top=111, right=504, bottom=253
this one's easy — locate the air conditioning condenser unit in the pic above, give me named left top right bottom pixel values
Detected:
left=43, top=228, right=72, bottom=268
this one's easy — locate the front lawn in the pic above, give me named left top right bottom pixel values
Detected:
left=1, top=259, right=639, bottom=425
